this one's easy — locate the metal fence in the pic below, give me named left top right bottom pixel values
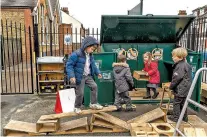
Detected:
left=179, top=16, right=207, bottom=83
left=1, top=20, right=35, bottom=94
left=37, top=27, right=101, bottom=57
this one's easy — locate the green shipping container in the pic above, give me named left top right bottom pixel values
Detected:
left=83, top=15, right=202, bottom=111
left=95, top=15, right=202, bottom=111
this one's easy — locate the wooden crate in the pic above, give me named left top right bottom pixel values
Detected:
left=133, top=71, right=149, bottom=81
left=36, top=119, right=60, bottom=133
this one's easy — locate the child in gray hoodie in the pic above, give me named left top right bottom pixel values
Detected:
left=113, top=55, right=135, bottom=111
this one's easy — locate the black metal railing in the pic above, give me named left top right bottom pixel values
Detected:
left=179, top=16, right=207, bottom=83
left=37, top=27, right=100, bottom=57
left=1, top=20, right=35, bottom=94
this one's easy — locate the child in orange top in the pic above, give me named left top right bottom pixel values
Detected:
left=142, top=52, right=160, bottom=99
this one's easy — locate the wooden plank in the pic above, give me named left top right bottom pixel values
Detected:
left=195, top=128, right=206, bottom=137
left=92, top=118, right=114, bottom=129
left=170, top=123, right=191, bottom=133
left=127, top=108, right=165, bottom=124
left=188, top=115, right=205, bottom=125
left=4, top=130, right=29, bottom=136
left=151, top=123, right=174, bottom=136
left=97, top=112, right=129, bottom=130
left=92, top=126, right=127, bottom=133
left=184, top=128, right=196, bottom=137
left=4, top=120, right=37, bottom=133
left=191, top=124, right=207, bottom=133
left=3, top=120, right=43, bottom=136
left=150, top=117, right=166, bottom=123
left=57, top=117, right=88, bottom=132
left=39, top=105, right=117, bottom=121
left=52, top=127, right=89, bottom=135
left=129, top=90, right=146, bottom=97
left=131, top=92, right=169, bottom=100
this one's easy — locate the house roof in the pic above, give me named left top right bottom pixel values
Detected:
left=49, top=0, right=57, bottom=13
left=1, top=0, right=38, bottom=7
left=192, top=5, right=207, bottom=12
left=61, top=10, right=83, bottom=25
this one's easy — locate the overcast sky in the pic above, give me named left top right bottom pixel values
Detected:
left=59, top=0, right=206, bottom=29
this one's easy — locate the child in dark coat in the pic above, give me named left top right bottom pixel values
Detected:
left=142, top=52, right=160, bottom=99
left=113, top=55, right=135, bottom=111
left=168, top=47, right=192, bottom=122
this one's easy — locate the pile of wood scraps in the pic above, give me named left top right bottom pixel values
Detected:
left=4, top=105, right=129, bottom=136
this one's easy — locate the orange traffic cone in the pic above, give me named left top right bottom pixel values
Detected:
left=54, top=91, right=63, bottom=113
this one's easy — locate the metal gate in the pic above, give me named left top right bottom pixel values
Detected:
left=0, top=20, right=100, bottom=94
left=1, top=20, right=35, bottom=94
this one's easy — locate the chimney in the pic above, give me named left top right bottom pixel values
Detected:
left=178, top=10, right=187, bottom=15
left=61, top=7, right=69, bottom=15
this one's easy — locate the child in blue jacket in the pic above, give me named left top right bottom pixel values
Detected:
left=66, top=36, right=103, bottom=113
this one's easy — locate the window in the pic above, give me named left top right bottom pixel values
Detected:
left=40, top=5, right=45, bottom=44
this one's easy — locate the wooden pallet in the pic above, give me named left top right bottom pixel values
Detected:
left=39, top=105, right=117, bottom=121
left=90, top=112, right=129, bottom=133
left=36, top=118, right=60, bottom=133
left=4, top=120, right=44, bottom=136
left=127, top=107, right=165, bottom=124
left=51, top=117, right=89, bottom=135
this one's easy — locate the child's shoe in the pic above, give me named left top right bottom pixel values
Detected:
left=183, top=116, right=188, bottom=122
left=115, top=105, right=122, bottom=111
left=168, top=115, right=178, bottom=122
left=143, top=96, right=151, bottom=99
left=74, top=108, right=82, bottom=114
left=89, top=103, right=103, bottom=110
left=152, top=92, right=159, bottom=99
